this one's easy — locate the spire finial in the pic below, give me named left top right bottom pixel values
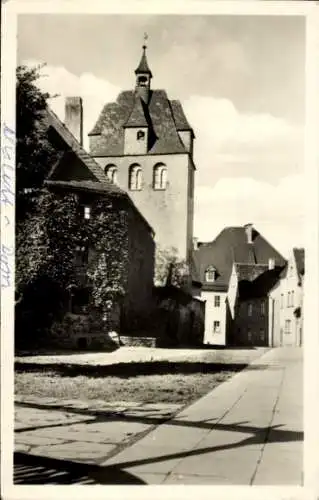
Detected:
left=143, top=32, right=148, bottom=51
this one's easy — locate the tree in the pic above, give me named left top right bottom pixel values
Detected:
left=154, top=245, right=190, bottom=288
left=16, top=64, right=58, bottom=220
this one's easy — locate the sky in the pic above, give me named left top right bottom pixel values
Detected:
left=17, top=14, right=305, bottom=257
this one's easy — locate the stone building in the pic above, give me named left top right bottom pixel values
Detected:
left=192, top=224, right=286, bottom=346
left=79, top=44, right=197, bottom=262
left=42, top=105, right=155, bottom=349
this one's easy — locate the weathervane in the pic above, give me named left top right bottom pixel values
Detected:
left=143, top=32, right=148, bottom=50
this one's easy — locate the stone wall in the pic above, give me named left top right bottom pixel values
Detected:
left=94, top=153, right=194, bottom=261
left=121, top=202, right=155, bottom=332
left=119, top=336, right=157, bottom=347
left=43, top=311, right=120, bottom=351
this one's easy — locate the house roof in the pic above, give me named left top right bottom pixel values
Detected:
left=293, top=248, right=305, bottom=278
left=192, top=226, right=286, bottom=292
left=89, top=89, right=193, bottom=156
left=124, top=96, right=149, bottom=128
left=236, top=266, right=283, bottom=300
left=46, top=107, right=123, bottom=193
left=44, top=107, right=154, bottom=235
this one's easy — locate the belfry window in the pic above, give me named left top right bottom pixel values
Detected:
left=138, top=75, right=148, bottom=86
left=205, top=266, right=216, bottom=282
left=153, top=163, right=168, bottom=190
left=129, top=164, right=143, bottom=191
left=105, top=164, right=118, bottom=184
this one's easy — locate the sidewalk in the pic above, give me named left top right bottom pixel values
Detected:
left=100, top=347, right=303, bottom=485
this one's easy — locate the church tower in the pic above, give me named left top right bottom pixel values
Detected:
left=89, top=39, right=196, bottom=263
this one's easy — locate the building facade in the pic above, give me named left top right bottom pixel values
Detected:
left=192, top=224, right=286, bottom=346
left=269, top=248, right=304, bottom=347
left=82, top=44, right=196, bottom=262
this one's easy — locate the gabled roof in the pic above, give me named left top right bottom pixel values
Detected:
left=124, top=95, right=149, bottom=128
left=236, top=265, right=283, bottom=300
left=170, top=100, right=194, bottom=135
left=192, top=226, right=286, bottom=292
left=234, top=263, right=268, bottom=282
left=89, top=89, right=193, bottom=156
left=293, top=248, right=305, bottom=278
left=46, top=107, right=123, bottom=194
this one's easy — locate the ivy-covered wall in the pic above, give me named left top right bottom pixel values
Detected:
left=15, top=186, right=155, bottom=349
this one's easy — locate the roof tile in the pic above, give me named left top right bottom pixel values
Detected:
left=89, top=89, right=189, bottom=156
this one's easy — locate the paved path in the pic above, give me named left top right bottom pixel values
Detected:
left=14, top=347, right=302, bottom=485
left=101, top=347, right=303, bottom=485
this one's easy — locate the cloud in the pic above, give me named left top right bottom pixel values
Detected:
left=23, top=60, right=121, bottom=149
left=194, top=174, right=305, bottom=257
left=183, top=95, right=303, bottom=184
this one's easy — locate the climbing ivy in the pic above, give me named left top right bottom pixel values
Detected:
left=16, top=188, right=129, bottom=340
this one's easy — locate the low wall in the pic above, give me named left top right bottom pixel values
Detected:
left=119, top=335, right=157, bottom=348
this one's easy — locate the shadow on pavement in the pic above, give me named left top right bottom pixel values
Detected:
left=14, top=452, right=146, bottom=485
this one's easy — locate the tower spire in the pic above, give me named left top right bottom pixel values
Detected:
left=134, top=34, right=152, bottom=102
left=135, top=33, right=153, bottom=77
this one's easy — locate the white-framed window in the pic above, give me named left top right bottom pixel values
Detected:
left=205, top=266, right=216, bottom=282
left=153, top=163, right=168, bottom=190
left=291, top=291, right=294, bottom=307
left=260, top=301, right=265, bottom=316
left=213, top=321, right=220, bottom=333
left=287, top=292, right=291, bottom=308
left=248, top=303, right=253, bottom=316
left=280, top=294, right=284, bottom=309
left=105, top=164, right=118, bottom=184
left=84, top=206, right=91, bottom=220
left=129, top=164, right=142, bottom=191
left=214, top=295, right=220, bottom=307
left=285, top=319, right=291, bottom=334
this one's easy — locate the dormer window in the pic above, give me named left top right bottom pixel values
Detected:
left=137, top=130, right=145, bottom=141
left=205, top=266, right=217, bottom=282
left=84, top=206, right=91, bottom=220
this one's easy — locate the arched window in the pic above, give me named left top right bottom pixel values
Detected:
left=153, top=163, right=167, bottom=190
left=129, top=164, right=142, bottom=191
left=105, top=164, right=118, bottom=184
left=205, top=265, right=216, bottom=282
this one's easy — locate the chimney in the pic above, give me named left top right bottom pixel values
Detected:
left=244, top=223, right=253, bottom=244
left=268, top=258, right=275, bottom=270
left=65, top=97, right=83, bottom=146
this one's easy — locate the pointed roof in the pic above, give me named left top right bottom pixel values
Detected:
left=135, top=45, right=153, bottom=77
left=124, top=95, right=149, bottom=128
